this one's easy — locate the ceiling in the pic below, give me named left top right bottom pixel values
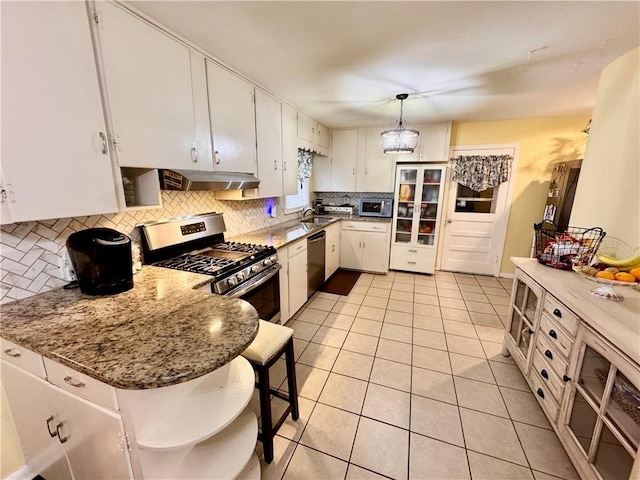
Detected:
left=129, top=1, right=639, bottom=129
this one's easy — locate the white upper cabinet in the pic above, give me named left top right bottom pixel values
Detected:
left=317, top=124, right=331, bottom=150
left=362, top=127, right=396, bottom=193
left=297, top=112, right=329, bottom=156
left=255, top=89, right=283, bottom=198
left=297, top=112, right=317, bottom=144
left=415, top=122, right=452, bottom=163
left=281, top=104, right=299, bottom=196
left=1, top=1, right=118, bottom=224
left=207, top=61, right=257, bottom=174
left=95, top=2, right=205, bottom=170
left=330, top=129, right=358, bottom=191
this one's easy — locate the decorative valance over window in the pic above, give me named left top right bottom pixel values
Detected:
left=451, top=154, right=513, bottom=192
left=298, top=149, right=313, bottom=187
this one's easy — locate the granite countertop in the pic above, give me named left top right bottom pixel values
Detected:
left=229, top=215, right=392, bottom=249
left=0, top=267, right=259, bottom=390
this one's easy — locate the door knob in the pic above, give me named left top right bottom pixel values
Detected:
left=446, top=219, right=452, bottom=224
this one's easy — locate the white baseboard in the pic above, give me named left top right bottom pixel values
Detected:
left=5, top=463, right=36, bottom=480
left=498, top=272, right=515, bottom=279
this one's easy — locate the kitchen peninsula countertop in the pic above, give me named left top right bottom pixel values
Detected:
left=0, top=267, right=259, bottom=389
left=228, top=215, right=391, bottom=249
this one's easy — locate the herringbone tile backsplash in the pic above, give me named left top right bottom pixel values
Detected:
left=0, top=191, right=298, bottom=303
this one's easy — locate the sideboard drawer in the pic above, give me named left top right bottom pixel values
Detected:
left=539, top=313, right=573, bottom=359
left=44, top=357, right=119, bottom=411
left=532, top=350, right=565, bottom=404
left=536, top=334, right=569, bottom=378
left=530, top=370, right=560, bottom=423
left=543, top=295, right=579, bottom=335
left=1, top=338, right=46, bottom=379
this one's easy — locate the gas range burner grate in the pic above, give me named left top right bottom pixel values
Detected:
left=210, top=241, right=268, bottom=254
left=154, top=253, right=235, bottom=276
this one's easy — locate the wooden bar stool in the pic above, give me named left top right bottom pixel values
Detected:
left=241, top=320, right=299, bottom=464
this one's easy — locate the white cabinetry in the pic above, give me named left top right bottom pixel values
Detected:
left=278, top=247, right=290, bottom=323
left=297, top=113, right=330, bottom=156
left=360, top=127, right=396, bottom=193
left=325, top=223, right=341, bottom=280
left=330, top=130, right=358, bottom=192
left=207, top=61, right=257, bottom=175
left=1, top=1, right=118, bottom=224
left=288, top=238, right=309, bottom=317
left=416, top=122, right=452, bottom=163
left=255, top=89, right=283, bottom=198
left=341, top=222, right=390, bottom=274
left=282, top=104, right=300, bottom=196
left=390, top=164, right=446, bottom=274
left=1, top=361, right=133, bottom=480
left=96, top=2, right=207, bottom=171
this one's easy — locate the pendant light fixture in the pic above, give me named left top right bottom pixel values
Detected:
left=381, top=93, right=419, bottom=154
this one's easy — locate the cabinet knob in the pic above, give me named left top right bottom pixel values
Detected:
left=540, top=369, right=549, bottom=380
left=190, top=147, right=198, bottom=163
left=99, top=132, right=107, bottom=155
left=563, top=375, right=571, bottom=382
left=447, top=219, right=452, bottom=224
left=536, top=388, right=545, bottom=399
left=283, top=161, right=287, bottom=171
left=553, top=308, right=562, bottom=318
left=548, top=329, right=557, bottom=339
left=274, top=160, right=278, bottom=170
left=544, top=350, right=553, bottom=360
left=528, top=329, right=534, bottom=335
left=214, top=151, right=220, bottom=164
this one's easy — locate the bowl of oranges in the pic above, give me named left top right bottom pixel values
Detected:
left=573, top=264, right=640, bottom=285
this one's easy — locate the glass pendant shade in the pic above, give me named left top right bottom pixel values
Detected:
left=381, top=93, right=420, bottom=154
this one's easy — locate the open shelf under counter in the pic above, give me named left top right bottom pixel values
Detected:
left=117, top=356, right=254, bottom=451
left=137, top=407, right=258, bottom=480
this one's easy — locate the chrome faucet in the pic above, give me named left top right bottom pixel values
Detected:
left=300, top=206, right=314, bottom=219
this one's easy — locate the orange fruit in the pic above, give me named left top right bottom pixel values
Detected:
left=614, top=272, right=636, bottom=282
left=629, top=267, right=640, bottom=281
left=595, top=271, right=615, bottom=280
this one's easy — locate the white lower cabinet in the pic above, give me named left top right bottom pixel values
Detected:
left=287, top=238, right=309, bottom=317
left=325, top=223, right=341, bottom=280
left=2, top=350, right=258, bottom=479
left=340, top=221, right=390, bottom=274
left=1, top=361, right=133, bottom=480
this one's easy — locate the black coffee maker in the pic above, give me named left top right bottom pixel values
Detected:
left=66, top=228, right=133, bottom=295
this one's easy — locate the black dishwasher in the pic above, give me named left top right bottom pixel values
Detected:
left=307, top=230, right=326, bottom=297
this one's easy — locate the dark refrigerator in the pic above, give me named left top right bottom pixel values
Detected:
left=543, top=159, right=582, bottom=226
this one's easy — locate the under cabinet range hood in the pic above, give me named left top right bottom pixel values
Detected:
left=159, top=169, right=260, bottom=191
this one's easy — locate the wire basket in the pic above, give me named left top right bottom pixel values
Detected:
left=595, top=236, right=640, bottom=268
left=534, top=221, right=606, bottom=270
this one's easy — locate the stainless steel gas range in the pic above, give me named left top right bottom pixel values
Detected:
left=139, top=212, right=281, bottom=323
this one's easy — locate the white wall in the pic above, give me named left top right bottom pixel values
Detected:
left=570, top=46, right=640, bottom=247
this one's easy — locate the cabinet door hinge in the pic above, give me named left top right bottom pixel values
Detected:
left=0, top=183, right=15, bottom=204
left=91, top=9, right=101, bottom=25
left=118, top=432, right=132, bottom=452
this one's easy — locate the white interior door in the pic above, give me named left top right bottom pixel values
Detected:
left=439, top=145, right=518, bottom=276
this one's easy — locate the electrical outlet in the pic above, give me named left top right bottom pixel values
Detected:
left=58, top=250, right=77, bottom=282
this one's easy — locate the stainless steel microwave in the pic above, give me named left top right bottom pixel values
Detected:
left=359, top=198, right=393, bottom=217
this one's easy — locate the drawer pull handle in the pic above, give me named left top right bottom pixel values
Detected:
left=563, top=375, right=571, bottom=382
left=553, top=308, right=562, bottom=318
left=541, top=369, right=549, bottom=380
left=544, top=350, right=553, bottom=360
left=408, top=249, right=417, bottom=253
left=536, top=388, right=545, bottom=399
left=64, top=376, right=86, bottom=388
left=3, top=348, right=21, bottom=358
left=548, top=330, right=557, bottom=339
left=408, top=261, right=416, bottom=265
left=46, top=416, right=57, bottom=437
left=56, top=422, right=68, bottom=444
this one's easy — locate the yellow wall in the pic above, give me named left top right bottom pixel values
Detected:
left=451, top=115, right=590, bottom=274
left=571, top=46, right=640, bottom=247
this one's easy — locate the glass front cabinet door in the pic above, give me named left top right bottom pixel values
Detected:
left=503, top=269, right=544, bottom=373
left=559, top=325, right=640, bottom=480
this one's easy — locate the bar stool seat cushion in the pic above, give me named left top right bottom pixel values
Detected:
left=242, top=320, right=294, bottom=365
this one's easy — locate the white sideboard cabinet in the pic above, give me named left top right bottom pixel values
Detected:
left=503, top=259, right=640, bottom=480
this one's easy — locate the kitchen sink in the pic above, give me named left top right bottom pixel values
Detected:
left=300, top=217, right=334, bottom=226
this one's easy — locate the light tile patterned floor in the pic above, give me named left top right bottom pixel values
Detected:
left=253, top=271, right=579, bottom=480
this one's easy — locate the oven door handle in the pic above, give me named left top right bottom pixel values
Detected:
left=226, top=264, right=281, bottom=298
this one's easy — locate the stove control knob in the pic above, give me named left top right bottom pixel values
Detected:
left=250, top=266, right=259, bottom=274
left=236, top=273, right=245, bottom=282
left=227, top=277, right=238, bottom=287
left=269, top=255, right=277, bottom=264
left=263, top=258, right=272, bottom=267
